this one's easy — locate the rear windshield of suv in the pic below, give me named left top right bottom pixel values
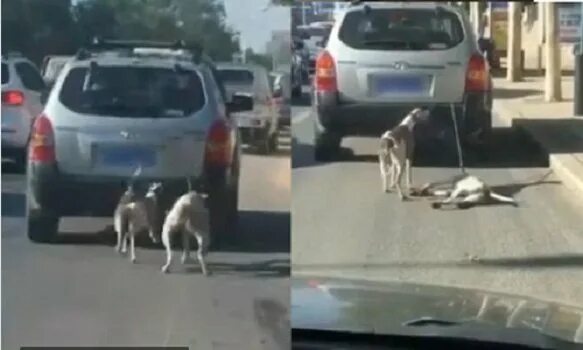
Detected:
left=339, top=7, right=464, bottom=51
left=2, top=63, right=9, bottom=84
left=217, top=69, right=254, bottom=85
left=59, top=66, right=206, bottom=118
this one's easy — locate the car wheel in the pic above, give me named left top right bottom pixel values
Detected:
left=27, top=209, right=59, bottom=243
left=314, top=128, right=341, bottom=162
left=208, top=180, right=238, bottom=250
left=14, top=150, right=27, bottom=173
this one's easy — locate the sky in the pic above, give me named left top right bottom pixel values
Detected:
left=222, top=0, right=290, bottom=53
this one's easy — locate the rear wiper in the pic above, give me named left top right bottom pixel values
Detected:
left=362, top=39, right=426, bottom=50
left=403, top=316, right=468, bottom=327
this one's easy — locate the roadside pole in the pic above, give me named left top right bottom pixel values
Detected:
left=544, top=2, right=562, bottom=102
left=507, top=1, right=522, bottom=82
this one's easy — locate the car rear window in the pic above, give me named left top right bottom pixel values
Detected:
left=1, top=63, right=8, bottom=84
left=217, top=69, right=254, bottom=85
left=338, top=7, right=464, bottom=51
left=59, top=66, right=206, bottom=118
left=15, top=62, right=46, bottom=91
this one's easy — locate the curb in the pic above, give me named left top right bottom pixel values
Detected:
left=493, top=100, right=583, bottom=197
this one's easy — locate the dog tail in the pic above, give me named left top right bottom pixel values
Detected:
left=126, top=165, right=143, bottom=190
left=186, top=177, right=192, bottom=192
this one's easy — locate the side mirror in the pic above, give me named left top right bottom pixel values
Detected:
left=293, top=41, right=304, bottom=50
left=272, top=87, right=283, bottom=98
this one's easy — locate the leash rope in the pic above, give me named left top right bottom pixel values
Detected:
left=449, top=103, right=466, bottom=175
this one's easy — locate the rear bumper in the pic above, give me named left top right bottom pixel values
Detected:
left=27, top=163, right=225, bottom=217
left=314, top=91, right=492, bottom=140
left=1, top=109, right=32, bottom=149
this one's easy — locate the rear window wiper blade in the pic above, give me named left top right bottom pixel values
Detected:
left=403, top=316, right=470, bottom=327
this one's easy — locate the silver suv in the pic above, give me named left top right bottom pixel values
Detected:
left=312, top=2, right=493, bottom=160
left=26, top=40, right=251, bottom=244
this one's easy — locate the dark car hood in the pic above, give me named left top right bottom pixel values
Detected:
left=292, top=276, right=583, bottom=345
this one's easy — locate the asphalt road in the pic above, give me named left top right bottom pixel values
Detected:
left=1, top=129, right=291, bottom=349
left=291, top=90, right=583, bottom=308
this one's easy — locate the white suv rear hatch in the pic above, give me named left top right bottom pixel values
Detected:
left=331, top=5, right=470, bottom=104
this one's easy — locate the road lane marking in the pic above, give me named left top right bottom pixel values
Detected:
left=292, top=110, right=311, bottom=125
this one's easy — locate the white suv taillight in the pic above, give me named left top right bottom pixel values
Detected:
left=465, top=53, right=489, bottom=92
left=204, top=119, right=232, bottom=167
left=315, top=50, right=337, bottom=92
left=29, top=114, right=56, bottom=163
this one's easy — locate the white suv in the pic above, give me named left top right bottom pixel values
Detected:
left=26, top=40, right=251, bottom=244
left=2, top=53, right=46, bottom=168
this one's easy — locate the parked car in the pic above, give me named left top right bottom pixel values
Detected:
left=216, top=62, right=279, bottom=153
left=312, top=2, right=493, bottom=161
left=2, top=52, right=46, bottom=168
left=40, top=55, right=73, bottom=88
left=26, top=40, right=249, bottom=244
left=270, top=71, right=291, bottom=127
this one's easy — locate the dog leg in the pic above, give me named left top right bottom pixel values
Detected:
left=181, top=231, right=192, bottom=264
left=161, top=227, right=173, bottom=273
left=194, top=231, right=209, bottom=276
left=432, top=187, right=463, bottom=208
left=379, top=152, right=390, bottom=193
left=129, top=231, right=136, bottom=263
left=405, top=158, right=413, bottom=194
left=121, top=232, right=128, bottom=254
left=456, top=193, right=483, bottom=209
left=489, top=191, right=518, bottom=206
left=394, top=163, right=408, bottom=201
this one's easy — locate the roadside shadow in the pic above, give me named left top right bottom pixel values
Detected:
left=309, top=126, right=550, bottom=169
left=512, top=118, right=583, bottom=155
left=491, top=68, right=574, bottom=79
left=493, top=88, right=541, bottom=100
left=53, top=210, right=290, bottom=254
left=1, top=192, right=25, bottom=217
left=219, top=210, right=290, bottom=254
left=186, top=259, right=289, bottom=278
left=292, top=253, right=583, bottom=272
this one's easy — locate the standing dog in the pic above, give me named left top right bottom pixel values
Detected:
left=160, top=188, right=210, bottom=275
left=113, top=167, right=163, bottom=262
left=378, top=107, right=430, bottom=200
left=414, top=174, right=518, bottom=209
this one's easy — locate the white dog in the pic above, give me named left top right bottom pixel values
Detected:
left=413, top=174, right=519, bottom=209
left=378, top=107, right=430, bottom=200
left=113, top=167, right=163, bottom=263
left=160, top=190, right=210, bottom=275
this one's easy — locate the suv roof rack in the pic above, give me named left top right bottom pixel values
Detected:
left=74, top=37, right=203, bottom=64
left=1, top=51, right=24, bottom=60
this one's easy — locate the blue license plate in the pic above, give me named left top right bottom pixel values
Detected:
left=374, top=75, right=424, bottom=93
left=101, top=146, right=156, bottom=167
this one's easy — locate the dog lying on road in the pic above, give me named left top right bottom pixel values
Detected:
left=412, top=174, right=519, bottom=209
left=113, top=167, right=163, bottom=263
left=378, top=107, right=430, bottom=200
left=161, top=188, right=210, bottom=275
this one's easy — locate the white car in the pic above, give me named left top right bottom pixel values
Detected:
left=217, top=63, right=279, bottom=153
left=270, top=71, right=291, bottom=126
left=2, top=52, right=46, bottom=168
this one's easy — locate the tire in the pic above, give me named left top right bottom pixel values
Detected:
left=27, top=210, right=59, bottom=243
left=208, top=180, right=238, bottom=249
left=13, top=149, right=27, bottom=173
left=314, top=128, right=341, bottom=162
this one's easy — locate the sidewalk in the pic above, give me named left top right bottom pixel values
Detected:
left=492, top=74, right=583, bottom=196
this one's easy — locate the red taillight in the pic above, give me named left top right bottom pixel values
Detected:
left=2, top=90, right=24, bottom=106
left=29, top=114, right=56, bottom=163
left=315, top=50, right=337, bottom=92
left=205, top=120, right=232, bottom=167
left=465, top=54, right=489, bottom=92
